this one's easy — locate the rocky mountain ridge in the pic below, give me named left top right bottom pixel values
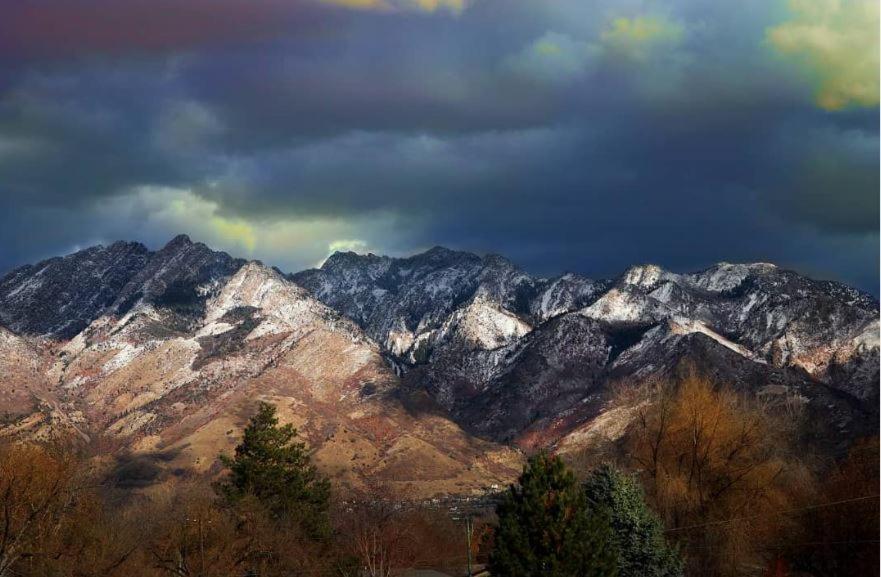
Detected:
left=294, top=249, right=878, bottom=450
left=0, top=237, right=877, bottom=494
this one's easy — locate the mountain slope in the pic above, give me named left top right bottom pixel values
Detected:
left=0, top=241, right=151, bottom=338
left=0, top=239, right=523, bottom=496
left=294, top=250, right=879, bottom=451
left=292, top=248, right=603, bottom=359
left=0, top=238, right=877, bottom=493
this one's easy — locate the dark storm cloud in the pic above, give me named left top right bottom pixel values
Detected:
left=178, top=19, right=557, bottom=147
left=0, top=64, right=184, bottom=205
left=0, top=0, right=877, bottom=294
left=764, top=115, right=879, bottom=234
left=0, top=0, right=329, bottom=60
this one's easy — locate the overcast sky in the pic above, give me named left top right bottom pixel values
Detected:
left=1, top=0, right=878, bottom=294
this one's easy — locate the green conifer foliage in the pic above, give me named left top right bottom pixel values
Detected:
left=220, top=402, right=331, bottom=539
left=489, top=453, right=618, bottom=577
left=584, top=465, right=683, bottom=577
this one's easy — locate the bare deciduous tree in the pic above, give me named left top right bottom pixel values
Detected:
left=148, top=486, right=264, bottom=577
left=335, top=498, right=417, bottom=577
left=0, top=443, right=88, bottom=576
left=624, top=373, right=810, bottom=577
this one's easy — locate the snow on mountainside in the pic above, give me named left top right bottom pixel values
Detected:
left=294, top=248, right=879, bottom=451
left=292, top=248, right=603, bottom=360
left=533, top=273, right=609, bottom=321
left=0, top=238, right=523, bottom=495
left=0, top=238, right=878, bottom=488
left=109, top=234, right=246, bottom=322
left=296, top=250, right=877, bottom=397
left=608, top=262, right=880, bottom=401
left=0, top=241, right=151, bottom=338
left=0, top=235, right=245, bottom=339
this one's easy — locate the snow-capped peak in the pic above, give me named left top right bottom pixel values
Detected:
left=203, top=261, right=345, bottom=340
left=621, top=264, right=667, bottom=289
left=687, top=262, right=776, bottom=292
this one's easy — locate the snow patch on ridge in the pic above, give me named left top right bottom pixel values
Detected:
left=667, top=317, right=763, bottom=362
left=622, top=265, right=667, bottom=289
left=580, top=288, right=667, bottom=323
left=102, top=342, right=147, bottom=373
left=438, top=296, right=531, bottom=350
left=687, top=262, right=777, bottom=292
left=207, top=262, right=321, bottom=338
left=386, top=324, right=416, bottom=357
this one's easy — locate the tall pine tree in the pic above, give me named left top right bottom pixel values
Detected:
left=489, top=453, right=618, bottom=577
left=583, top=465, right=683, bottom=577
left=220, top=402, right=331, bottom=539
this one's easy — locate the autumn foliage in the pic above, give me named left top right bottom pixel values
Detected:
left=620, top=372, right=877, bottom=577
left=623, top=374, right=808, bottom=575
left=0, top=387, right=874, bottom=577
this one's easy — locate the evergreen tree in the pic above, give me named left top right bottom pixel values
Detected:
left=220, top=402, right=331, bottom=539
left=583, top=465, right=683, bottom=577
left=489, top=453, right=618, bottom=577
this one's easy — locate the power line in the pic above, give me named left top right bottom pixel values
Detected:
left=787, top=539, right=880, bottom=547
left=677, top=539, right=880, bottom=552
left=664, top=494, right=880, bottom=533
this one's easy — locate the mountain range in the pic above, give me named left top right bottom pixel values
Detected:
left=0, top=235, right=877, bottom=495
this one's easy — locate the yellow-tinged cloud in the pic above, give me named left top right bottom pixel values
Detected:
left=534, top=39, right=562, bottom=56
left=322, top=0, right=382, bottom=8
left=507, top=31, right=600, bottom=84
left=328, top=239, right=369, bottom=254
left=600, top=15, right=684, bottom=61
left=99, top=186, right=402, bottom=272
left=163, top=193, right=258, bottom=253
left=318, top=0, right=466, bottom=13
left=411, top=0, right=466, bottom=12
left=767, top=0, right=879, bottom=110
left=507, top=16, right=686, bottom=86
